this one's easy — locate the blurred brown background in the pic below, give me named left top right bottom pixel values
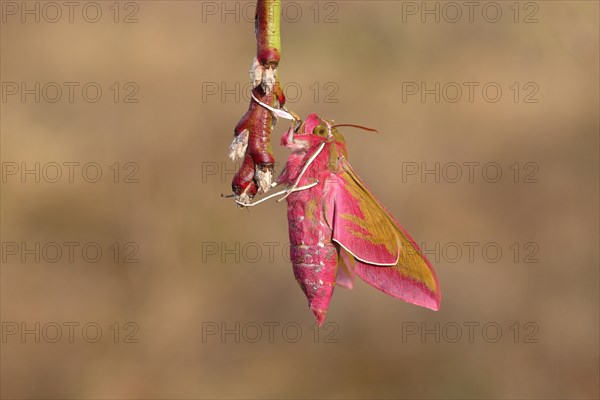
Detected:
left=1, top=1, right=598, bottom=399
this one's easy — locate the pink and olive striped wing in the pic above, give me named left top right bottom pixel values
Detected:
left=325, top=160, right=441, bottom=310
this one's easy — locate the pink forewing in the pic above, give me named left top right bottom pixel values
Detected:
left=324, top=176, right=400, bottom=266
left=325, top=160, right=441, bottom=310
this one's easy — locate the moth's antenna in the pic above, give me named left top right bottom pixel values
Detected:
left=221, top=193, right=235, bottom=198
left=331, top=124, right=378, bottom=133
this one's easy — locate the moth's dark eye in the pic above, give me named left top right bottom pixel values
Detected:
left=313, top=124, right=328, bottom=137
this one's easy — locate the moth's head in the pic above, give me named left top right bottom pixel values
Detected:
left=291, top=113, right=336, bottom=148
left=272, top=100, right=377, bottom=153
left=298, top=113, right=333, bottom=138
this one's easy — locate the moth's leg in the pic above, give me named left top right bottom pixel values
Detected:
left=283, top=107, right=301, bottom=122
left=236, top=181, right=318, bottom=207
left=290, top=181, right=318, bottom=192
left=280, top=118, right=302, bottom=150
left=277, top=142, right=326, bottom=202
left=235, top=188, right=289, bottom=207
left=280, top=126, right=295, bottom=147
left=251, top=93, right=296, bottom=121
left=276, top=181, right=319, bottom=202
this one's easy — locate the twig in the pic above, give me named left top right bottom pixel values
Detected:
left=228, top=0, right=284, bottom=204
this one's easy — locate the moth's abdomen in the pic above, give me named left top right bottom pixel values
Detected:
left=290, top=243, right=337, bottom=326
left=286, top=184, right=338, bottom=325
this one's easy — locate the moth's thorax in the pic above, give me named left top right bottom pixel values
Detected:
left=280, top=142, right=330, bottom=186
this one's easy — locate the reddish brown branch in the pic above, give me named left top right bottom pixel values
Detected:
left=229, top=0, right=284, bottom=202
